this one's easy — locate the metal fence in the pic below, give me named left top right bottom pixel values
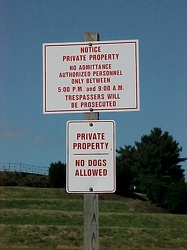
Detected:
left=0, top=163, right=49, bottom=176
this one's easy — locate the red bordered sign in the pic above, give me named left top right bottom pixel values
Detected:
left=43, top=40, right=139, bottom=113
left=66, top=120, right=116, bottom=193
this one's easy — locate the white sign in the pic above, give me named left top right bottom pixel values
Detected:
left=43, top=40, right=139, bottom=113
left=66, top=120, right=116, bottom=193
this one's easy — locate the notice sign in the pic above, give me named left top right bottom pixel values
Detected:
left=43, top=40, right=139, bottom=113
left=66, top=120, right=116, bottom=193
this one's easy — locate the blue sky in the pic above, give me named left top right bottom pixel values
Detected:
left=1, top=0, right=187, bottom=178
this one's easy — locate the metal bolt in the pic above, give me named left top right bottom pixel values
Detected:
left=88, top=42, right=92, bottom=46
left=89, top=187, right=93, bottom=192
left=89, top=108, right=93, bottom=112
left=89, top=123, right=93, bottom=127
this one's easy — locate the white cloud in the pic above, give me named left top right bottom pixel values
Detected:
left=4, top=128, right=26, bottom=139
left=32, top=136, right=45, bottom=144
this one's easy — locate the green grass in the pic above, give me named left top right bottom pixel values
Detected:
left=0, top=186, right=187, bottom=250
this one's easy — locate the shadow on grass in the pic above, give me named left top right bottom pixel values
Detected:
left=124, top=191, right=148, bottom=201
left=98, top=191, right=148, bottom=202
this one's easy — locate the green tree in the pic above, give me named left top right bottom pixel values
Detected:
left=164, top=181, right=187, bottom=213
left=134, top=128, right=186, bottom=208
left=116, top=145, right=135, bottom=194
left=48, top=161, right=66, bottom=188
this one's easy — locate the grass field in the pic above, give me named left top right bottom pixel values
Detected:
left=0, top=186, right=187, bottom=250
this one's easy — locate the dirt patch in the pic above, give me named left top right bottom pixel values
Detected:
left=99, top=192, right=167, bottom=213
left=126, top=199, right=167, bottom=213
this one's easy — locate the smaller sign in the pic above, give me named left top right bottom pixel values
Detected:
left=66, top=120, right=116, bottom=193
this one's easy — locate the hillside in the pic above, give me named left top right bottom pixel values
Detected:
left=0, top=187, right=186, bottom=250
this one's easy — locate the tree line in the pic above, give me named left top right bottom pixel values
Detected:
left=49, top=128, right=187, bottom=214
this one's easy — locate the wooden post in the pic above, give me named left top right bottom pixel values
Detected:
left=84, top=32, right=99, bottom=250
